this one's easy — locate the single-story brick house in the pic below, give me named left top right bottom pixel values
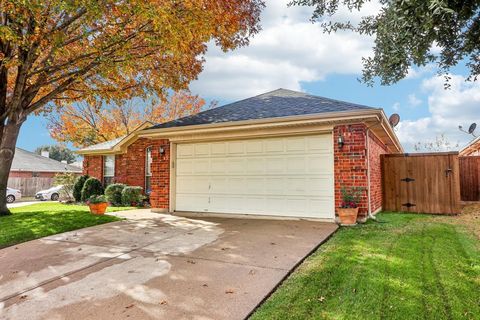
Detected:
left=9, top=148, right=82, bottom=196
left=78, top=89, right=402, bottom=221
left=459, top=136, right=480, bottom=156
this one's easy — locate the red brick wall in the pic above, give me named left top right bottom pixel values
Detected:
left=333, top=124, right=369, bottom=218
left=83, top=155, right=103, bottom=180
left=9, top=171, right=57, bottom=178
left=368, top=132, right=388, bottom=214
left=82, top=138, right=170, bottom=209
left=150, top=141, right=170, bottom=210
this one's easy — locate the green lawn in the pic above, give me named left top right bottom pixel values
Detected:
left=251, top=213, right=480, bottom=320
left=0, top=202, right=134, bottom=248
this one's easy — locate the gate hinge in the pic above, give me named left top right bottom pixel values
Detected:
left=401, top=177, right=415, bottom=182
left=402, top=203, right=416, bottom=208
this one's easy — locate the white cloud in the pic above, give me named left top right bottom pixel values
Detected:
left=392, top=102, right=400, bottom=111
left=190, top=0, right=379, bottom=100
left=396, top=74, right=480, bottom=151
left=407, top=94, right=422, bottom=107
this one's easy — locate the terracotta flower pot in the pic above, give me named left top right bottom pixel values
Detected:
left=88, top=202, right=108, bottom=215
left=337, top=207, right=359, bottom=225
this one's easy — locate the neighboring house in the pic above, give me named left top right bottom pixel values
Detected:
left=78, top=89, right=403, bottom=221
left=459, top=136, right=480, bottom=156
left=9, top=148, right=82, bottom=196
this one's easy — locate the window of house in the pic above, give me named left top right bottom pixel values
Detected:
left=145, top=147, right=152, bottom=194
left=103, top=155, right=115, bottom=186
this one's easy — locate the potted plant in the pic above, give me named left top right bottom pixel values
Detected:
left=337, top=187, right=363, bottom=225
left=87, top=195, right=108, bottom=215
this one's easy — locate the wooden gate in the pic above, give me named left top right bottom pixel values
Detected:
left=382, top=153, right=460, bottom=214
left=459, top=156, right=480, bottom=201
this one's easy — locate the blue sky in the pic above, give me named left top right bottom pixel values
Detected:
left=17, top=0, right=479, bottom=152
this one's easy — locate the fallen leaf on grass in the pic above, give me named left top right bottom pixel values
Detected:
left=318, top=296, right=326, bottom=303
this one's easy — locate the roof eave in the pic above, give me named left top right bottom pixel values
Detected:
left=77, top=109, right=403, bottom=155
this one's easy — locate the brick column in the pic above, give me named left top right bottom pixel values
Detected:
left=150, top=140, right=170, bottom=211
left=83, top=155, right=103, bottom=180
left=333, top=124, right=369, bottom=219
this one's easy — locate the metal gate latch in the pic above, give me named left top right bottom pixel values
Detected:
left=401, top=177, right=415, bottom=182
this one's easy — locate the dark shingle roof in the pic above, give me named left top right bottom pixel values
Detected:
left=149, top=88, right=376, bottom=130
left=11, top=148, right=82, bottom=173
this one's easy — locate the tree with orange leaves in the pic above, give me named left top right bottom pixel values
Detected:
left=0, top=0, right=264, bottom=215
left=48, top=91, right=216, bottom=148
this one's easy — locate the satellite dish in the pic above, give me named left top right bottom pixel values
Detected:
left=389, top=113, right=400, bottom=128
left=468, top=123, right=477, bottom=134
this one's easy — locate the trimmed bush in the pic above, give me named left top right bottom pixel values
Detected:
left=121, top=186, right=144, bottom=206
left=105, top=183, right=126, bottom=206
left=81, top=177, right=104, bottom=202
left=73, top=175, right=89, bottom=202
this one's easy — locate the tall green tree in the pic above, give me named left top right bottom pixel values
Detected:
left=292, top=0, right=480, bottom=86
left=0, top=0, right=264, bottom=215
left=34, top=145, right=76, bottom=163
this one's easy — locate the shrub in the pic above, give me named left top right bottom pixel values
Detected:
left=81, top=177, right=104, bottom=202
left=105, top=183, right=126, bottom=206
left=87, top=195, right=107, bottom=204
left=54, top=172, right=77, bottom=201
left=121, top=186, right=144, bottom=206
left=73, top=174, right=89, bottom=202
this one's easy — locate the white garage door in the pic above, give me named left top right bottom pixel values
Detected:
left=174, top=134, right=334, bottom=219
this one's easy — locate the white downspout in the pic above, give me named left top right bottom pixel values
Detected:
left=366, top=129, right=375, bottom=220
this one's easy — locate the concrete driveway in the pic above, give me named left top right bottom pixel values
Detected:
left=0, top=210, right=337, bottom=320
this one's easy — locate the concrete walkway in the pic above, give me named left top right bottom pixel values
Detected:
left=0, top=209, right=337, bottom=320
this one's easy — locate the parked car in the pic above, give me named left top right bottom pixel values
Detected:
left=35, top=185, right=63, bottom=201
left=6, top=187, right=22, bottom=203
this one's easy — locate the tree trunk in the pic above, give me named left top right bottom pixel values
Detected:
left=0, top=121, right=22, bottom=216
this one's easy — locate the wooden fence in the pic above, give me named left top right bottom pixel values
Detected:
left=7, top=177, right=54, bottom=197
left=459, top=156, right=480, bottom=201
left=382, top=153, right=461, bottom=214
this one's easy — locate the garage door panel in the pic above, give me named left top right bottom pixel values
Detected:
left=246, top=158, right=265, bottom=173
left=265, top=139, right=284, bottom=152
left=228, top=141, right=245, bottom=154
left=193, top=159, right=210, bottom=174
left=264, top=177, right=284, bottom=194
left=307, top=136, right=332, bottom=152
left=211, top=159, right=226, bottom=173
left=176, top=194, right=209, bottom=212
left=286, top=137, right=305, bottom=152
left=286, top=156, right=306, bottom=173
left=177, top=159, right=194, bottom=175
left=265, top=158, right=285, bottom=173
left=176, top=177, right=209, bottom=193
left=246, top=140, right=263, bottom=153
left=175, top=134, right=334, bottom=219
left=226, top=159, right=245, bottom=174
left=308, top=155, right=333, bottom=172
left=177, top=144, right=194, bottom=157
left=211, top=142, right=226, bottom=155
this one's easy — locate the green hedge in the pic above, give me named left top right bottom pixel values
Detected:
left=121, top=186, right=143, bottom=206
left=105, top=183, right=126, bottom=206
left=73, top=175, right=89, bottom=202
left=81, top=177, right=104, bottom=202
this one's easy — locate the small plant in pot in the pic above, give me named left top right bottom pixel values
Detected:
left=87, top=195, right=108, bottom=215
left=338, top=187, right=363, bottom=225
